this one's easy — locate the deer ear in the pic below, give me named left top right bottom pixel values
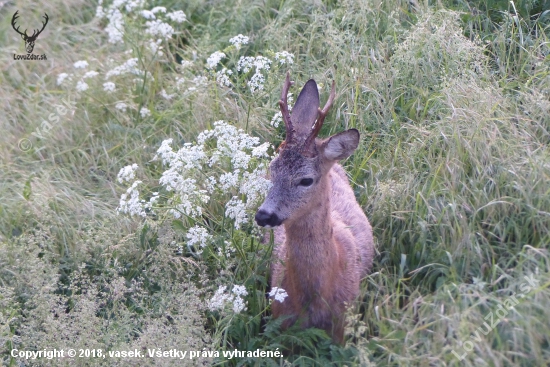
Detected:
left=323, top=129, right=360, bottom=161
left=291, top=79, right=320, bottom=137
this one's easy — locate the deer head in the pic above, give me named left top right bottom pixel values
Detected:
left=255, top=73, right=360, bottom=228
left=12, top=11, right=49, bottom=54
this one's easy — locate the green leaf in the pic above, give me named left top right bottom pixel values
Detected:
left=23, top=177, right=32, bottom=200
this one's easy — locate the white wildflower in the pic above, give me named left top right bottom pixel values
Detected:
left=208, top=285, right=248, bottom=313
left=253, top=56, right=272, bottom=71
left=76, top=80, right=89, bottom=92
left=232, top=285, right=248, bottom=297
left=240, top=167, right=272, bottom=208
left=205, top=176, right=217, bottom=193
left=231, top=285, right=248, bottom=313
left=232, top=150, right=251, bottom=170
left=217, top=240, right=236, bottom=258
left=160, top=89, right=174, bottom=100
left=174, top=143, right=207, bottom=170
left=270, top=111, right=282, bottom=127
left=188, top=75, right=207, bottom=91
left=106, top=58, right=141, bottom=78
left=96, top=5, right=105, bottom=18
left=103, top=82, right=116, bottom=92
left=155, top=140, right=209, bottom=218
left=145, top=19, right=174, bottom=39
left=175, top=77, right=185, bottom=90
left=229, top=34, right=249, bottom=50
left=208, top=286, right=228, bottom=311
left=252, top=142, right=271, bottom=158
left=115, top=102, right=127, bottom=112
left=237, top=56, right=272, bottom=92
left=117, top=163, right=139, bottom=183
left=271, top=93, right=293, bottom=125
left=269, top=287, right=288, bottom=303
left=140, top=107, right=150, bottom=118
left=206, top=51, right=226, bottom=69
left=216, top=68, right=233, bottom=87
left=248, top=72, right=265, bottom=93
left=57, top=73, right=72, bottom=86
left=237, top=56, right=254, bottom=72
left=219, top=171, right=240, bottom=190
left=148, top=39, right=163, bottom=55
left=180, top=60, right=192, bottom=68
left=151, top=6, right=166, bottom=13
left=145, top=192, right=159, bottom=211
left=275, top=51, right=294, bottom=65
left=83, top=71, right=99, bottom=79
left=154, top=138, right=176, bottom=164
left=105, top=9, right=125, bottom=44
left=73, top=60, right=89, bottom=69
left=232, top=296, right=246, bottom=313
left=193, top=75, right=208, bottom=86
left=186, top=225, right=212, bottom=250
left=166, top=10, right=186, bottom=23
left=225, top=196, right=247, bottom=229
left=117, top=180, right=146, bottom=217
left=124, top=0, right=145, bottom=12
left=140, top=10, right=155, bottom=19
left=197, top=128, right=216, bottom=145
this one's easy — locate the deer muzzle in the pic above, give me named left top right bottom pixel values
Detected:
left=255, top=209, right=282, bottom=228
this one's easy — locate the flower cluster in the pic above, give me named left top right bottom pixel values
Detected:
left=269, top=287, right=288, bottom=303
left=53, top=1, right=187, bottom=105
left=229, top=34, right=249, bottom=50
left=186, top=225, right=213, bottom=254
left=275, top=51, right=294, bottom=65
left=117, top=181, right=146, bottom=217
left=57, top=55, right=152, bottom=100
left=208, top=285, right=248, bottom=313
left=216, top=68, right=233, bottom=87
left=117, top=163, right=139, bottom=183
left=206, top=51, right=226, bottom=69
left=201, top=35, right=295, bottom=93
left=96, top=0, right=186, bottom=44
left=117, top=120, right=273, bottom=235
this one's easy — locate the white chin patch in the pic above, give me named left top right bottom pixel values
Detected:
left=263, top=224, right=280, bottom=229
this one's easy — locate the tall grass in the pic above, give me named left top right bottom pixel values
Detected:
left=1, top=0, right=549, bottom=366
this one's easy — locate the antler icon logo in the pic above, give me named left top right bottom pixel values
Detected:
left=11, top=10, right=49, bottom=54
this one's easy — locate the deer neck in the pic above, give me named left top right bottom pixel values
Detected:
left=283, top=175, right=335, bottom=274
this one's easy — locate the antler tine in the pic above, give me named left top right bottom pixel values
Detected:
left=40, top=13, right=49, bottom=31
left=279, top=71, right=294, bottom=144
left=32, top=13, right=49, bottom=38
left=11, top=11, right=26, bottom=37
left=303, top=80, right=336, bottom=153
left=317, top=79, right=336, bottom=129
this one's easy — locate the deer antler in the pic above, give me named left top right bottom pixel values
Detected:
left=11, top=11, right=48, bottom=41
left=279, top=72, right=294, bottom=145
left=29, top=13, right=48, bottom=41
left=11, top=11, right=27, bottom=38
left=302, top=80, right=336, bottom=155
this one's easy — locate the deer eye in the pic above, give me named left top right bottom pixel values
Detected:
left=299, top=178, right=314, bottom=187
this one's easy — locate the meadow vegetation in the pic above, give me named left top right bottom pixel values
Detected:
left=1, top=0, right=549, bottom=365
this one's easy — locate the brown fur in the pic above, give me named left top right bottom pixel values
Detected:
left=268, top=147, right=374, bottom=344
left=256, top=75, right=374, bottom=344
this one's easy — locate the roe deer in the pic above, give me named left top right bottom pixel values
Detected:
left=255, top=73, right=374, bottom=344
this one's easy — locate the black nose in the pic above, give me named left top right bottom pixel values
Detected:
left=255, top=209, right=282, bottom=227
